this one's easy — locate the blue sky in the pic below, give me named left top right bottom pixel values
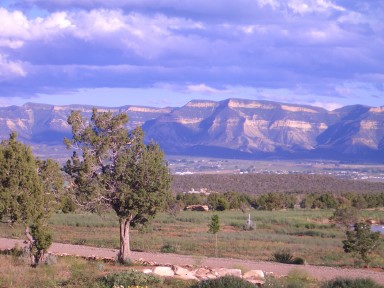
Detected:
left=0, top=0, right=383, bottom=109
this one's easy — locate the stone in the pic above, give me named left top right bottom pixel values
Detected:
left=142, top=269, right=153, bottom=274
left=212, top=268, right=242, bottom=278
left=243, top=270, right=265, bottom=280
left=194, top=267, right=211, bottom=278
left=173, top=266, right=198, bottom=280
left=153, top=266, right=175, bottom=277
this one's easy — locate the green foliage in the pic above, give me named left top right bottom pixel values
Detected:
left=63, top=260, right=103, bottom=287
left=291, top=257, right=305, bottom=265
left=60, top=196, right=76, bottom=213
left=0, top=132, right=63, bottom=266
left=208, top=193, right=229, bottom=211
left=161, top=243, right=177, bottom=253
left=342, top=222, right=381, bottom=266
left=30, top=222, right=52, bottom=265
left=256, top=193, right=296, bottom=210
left=208, top=214, right=220, bottom=257
left=0, top=132, right=45, bottom=224
left=172, top=174, right=384, bottom=197
left=285, top=269, right=316, bottom=288
left=208, top=214, right=220, bottom=235
left=272, top=249, right=294, bottom=264
left=64, top=109, right=172, bottom=261
left=190, top=276, right=257, bottom=288
left=102, top=270, right=161, bottom=287
left=330, top=206, right=360, bottom=228
left=301, top=193, right=338, bottom=209
left=321, top=277, right=384, bottom=288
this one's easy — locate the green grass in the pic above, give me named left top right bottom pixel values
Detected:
left=1, top=209, right=383, bottom=267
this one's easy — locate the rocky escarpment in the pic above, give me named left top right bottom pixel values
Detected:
left=0, top=103, right=173, bottom=145
left=143, top=99, right=384, bottom=160
left=1, top=99, right=383, bottom=161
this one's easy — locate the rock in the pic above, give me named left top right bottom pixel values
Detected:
left=153, top=266, right=175, bottom=277
left=243, top=270, right=265, bottom=280
left=173, top=266, right=198, bottom=280
left=194, top=267, right=211, bottom=278
left=212, top=268, right=242, bottom=278
left=142, top=269, right=152, bottom=274
left=194, top=267, right=218, bottom=280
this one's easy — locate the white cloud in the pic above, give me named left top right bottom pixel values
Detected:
left=287, top=0, right=345, bottom=14
left=0, top=54, right=26, bottom=79
left=187, top=84, right=230, bottom=94
left=311, top=101, right=343, bottom=111
left=0, top=1, right=382, bottom=107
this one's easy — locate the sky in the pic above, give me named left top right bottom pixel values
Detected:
left=0, top=0, right=383, bottom=110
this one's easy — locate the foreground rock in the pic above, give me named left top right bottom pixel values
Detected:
left=146, top=265, right=265, bottom=285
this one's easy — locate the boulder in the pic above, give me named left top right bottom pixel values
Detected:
left=142, top=269, right=153, bottom=274
left=212, top=268, right=242, bottom=278
left=153, top=266, right=175, bottom=277
left=243, top=270, right=265, bottom=280
left=173, top=266, right=198, bottom=280
left=194, top=267, right=216, bottom=280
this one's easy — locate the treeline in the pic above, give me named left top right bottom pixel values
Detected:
left=172, top=174, right=384, bottom=195
left=173, top=191, right=384, bottom=211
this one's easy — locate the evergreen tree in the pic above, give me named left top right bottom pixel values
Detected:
left=330, top=206, right=360, bottom=229
left=342, top=222, right=381, bottom=266
left=0, top=132, right=63, bottom=265
left=64, top=109, right=171, bottom=263
left=208, top=214, right=220, bottom=257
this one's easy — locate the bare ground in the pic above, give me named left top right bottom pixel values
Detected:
left=0, top=237, right=383, bottom=284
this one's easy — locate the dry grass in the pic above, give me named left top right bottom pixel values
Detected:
left=1, top=209, right=383, bottom=268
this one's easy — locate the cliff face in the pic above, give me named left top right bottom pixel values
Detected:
left=0, top=103, right=173, bottom=145
left=1, top=99, right=383, bottom=160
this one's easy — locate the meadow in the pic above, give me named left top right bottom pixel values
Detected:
left=1, top=209, right=383, bottom=268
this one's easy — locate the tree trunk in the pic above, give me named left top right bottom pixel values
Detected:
left=118, top=218, right=131, bottom=263
left=215, top=233, right=218, bottom=257
left=25, top=226, right=36, bottom=266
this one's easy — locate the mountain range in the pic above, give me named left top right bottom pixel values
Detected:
left=0, top=99, right=383, bottom=161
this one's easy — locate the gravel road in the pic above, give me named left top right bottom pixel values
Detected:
left=0, top=237, right=383, bottom=284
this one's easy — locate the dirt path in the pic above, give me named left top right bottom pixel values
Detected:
left=1, top=237, right=383, bottom=284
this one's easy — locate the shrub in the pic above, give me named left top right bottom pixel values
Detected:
left=64, top=260, right=102, bottom=287
left=291, top=257, right=305, bottom=265
left=321, top=277, right=383, bottom=288
left=190, top=275, right=257, bottom=288
left=272, top=249, right=294, bottom=264
left=161, top=243, right=177, bottom=253
left=102, top=270, right=161, bottom=287
left=342, top=222, right=381, bottom=266
left=285, top=268, right=315, bottom=288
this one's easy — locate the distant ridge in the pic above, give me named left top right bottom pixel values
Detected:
left=0, top=99, right=383, bottom=161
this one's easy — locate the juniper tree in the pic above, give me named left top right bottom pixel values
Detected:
left=0, top=132, right=64, bottom=265
left=64, top=109, right=171, bottom=263
left=342, top=222, right=381, bottom=266
left=208, top=214, right=220, bottom=257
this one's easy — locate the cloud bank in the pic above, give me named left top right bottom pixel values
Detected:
left=0, top=0, right=383, bottom=107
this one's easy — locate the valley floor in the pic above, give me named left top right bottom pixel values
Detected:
left=0, top=237, right=383, bottom=284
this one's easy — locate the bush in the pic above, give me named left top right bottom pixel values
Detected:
left=272, top=249, right=294, bottom=264
left=321, top=277, right=383, bottom=288
left=161, top=243, right=177, bottom=253
left=64, top=260, right=102, bottom=287
left=285, top=268, right=315, bottom=288
left=291, top=257, right=305, bottom=265
left=102, top=270, right=161, bottom=287
left=190, top=275, right=257, bottom=288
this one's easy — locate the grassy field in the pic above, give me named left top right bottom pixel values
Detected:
left=1, top=209, right=383, bottom=268
left=0, top=254, right=195, bottom=288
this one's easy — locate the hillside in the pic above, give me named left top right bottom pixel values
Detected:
left=171, top=174, right=384, bottom=195
left=1, top=99, right=384, bottom=161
